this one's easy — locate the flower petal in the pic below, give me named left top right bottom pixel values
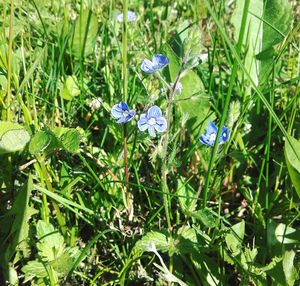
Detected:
left=154, top=117, right=167, bottom=132
left=219, top=127, right=229, bottom=143
left=141, top=59, right=156, bottom=74
left=111, top=104, right=123, bottom=118
left=200, top=134, right=214, bottom=146
left=206, top=121, right=218, bottom=135
left=148, top=126, right=156, bottom=137
left=120, top=101, right=129, bottom=111
left=117, top=116, right=127, bottom=123
left=138, top=114, right=149, bottom=131
left=152, top=54, right=169, bottom=69
left=147, top=105, right=162, bottom=119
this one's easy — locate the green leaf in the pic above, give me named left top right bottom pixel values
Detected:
left=260, top=0, right=293, bottom=81
left=61, top=76, right=80, bottom=101
left=60, top=129, right=81, bottom=153
left=134, top=231, right=170, bottom=253
left=275, top=223, right=300, bottom=245
left=225, top=220, right=245, bottom=254
left=284, top=136, right=300, bottom=198
left=176, top=226, right=198, bottom=255
left=21, top=260, right=48, bottom=280
left=231, top=0, right=263, bottom=86
left=50, top=247, right=80, bottom=274
left=29, top=131, right=52, bottom=155
left=71, top=9, right=98, bottom=58
left=36, top=220, right=65, bottom=261
left=177, top=177, right=197, bottom=213
left=0, top=121, right=30, bottom=154
left=0, top=175, right=36, bottom=266
left=283, top=250, right=299, bottom=286
left=190, top=208, right=218, bottom=228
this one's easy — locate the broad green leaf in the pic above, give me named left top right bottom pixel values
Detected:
left=60, top=129, right=81, bottom=153
left=71, top=9, right=98, bottom=58
left=225, top=220, right=245, bottom=254
left=0, top=121, right=30, bottom=154
left=231, top=0, right=263, bottom=86
left=275, top=223, right=300, bottom=244
left=50, top=247, right=80, bottom=274
left=176, top=226, right=198, bottom=254
left=283, top=250, right=299, bottom=286
left=190, top=208, right=218, bottom=228
left=29, top=131, right=52, bottom=155
left=177, top=177, right=197, bottom=213
left=61, top=76, right=80, bottom=101
left=36, top=220, right=65, bottom=261
left=134, top=231, right=170, bottom=253
left=260, top=0, right=292, bottom=81
left=163, top=44, right=210, bottom=135
left=21, top=260, right=48, bottom=280
left=284, top=136, right=300, bottom=198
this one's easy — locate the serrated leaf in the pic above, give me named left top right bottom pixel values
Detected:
left=190, top=208, right=218, bottom=228
left=36, top=220, right=65, bottom=261
left=177, top=177, right=197, bottom=213
left=60, top=129, right=80, bottom=153
left=0, top=121, right=30, bottom=154
left=72, top=9, right=98, bottom=58
left=284, top=136, right=300, bottom=199
left=21, top=260, right=48, bottom=280
left=50, top=247, right=80, bottom=274
left=176, top=226, right=197, bottom=254
left=134, top=231, right=170, bottom=253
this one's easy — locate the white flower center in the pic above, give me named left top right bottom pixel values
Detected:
left=123, top=110, right=129, bottom=116
left=148, top=117, right=156, bottom=126
left=209, top=133, right=216, bottom=142
left=223, top=132, right=227, bottom=138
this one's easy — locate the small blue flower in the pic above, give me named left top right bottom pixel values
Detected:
left=111, top=101, right=136, bottom=123
left=200, top=121, right=229, bottom=147
left=138, top=105, right=167, bottom=137
left=117, top=10, right=137, bottom=22
left=141, top=54, right=169, bottom=74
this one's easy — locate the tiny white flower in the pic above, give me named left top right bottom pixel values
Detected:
left=117, top=10, right=137, bottom=23
left=88, top=97, right=102, bottom=112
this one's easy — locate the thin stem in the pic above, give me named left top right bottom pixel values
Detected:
left=6, top=0, right=14, bottom=121
left=123, top=124, right=133, bottom=220
left=160, top=67, right=184, bottom=232
left=202, top=0, right=250, bottom=207
left=122, top=0, right=128, bottom=102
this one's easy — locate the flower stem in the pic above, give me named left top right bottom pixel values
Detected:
left=202, top=0, right=250, bottom=207
left=123, top=124, right=133, bottom=220
left=160, top=69, right=184, bottom=232
left=122, top=0, right=128, bottom=102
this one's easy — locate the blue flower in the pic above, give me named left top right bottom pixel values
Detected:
left=117, top=10, right=137, bottom=22
left=111, top=101, right=136, bottom=123
left=141, top=54, right=169, bottom=74
left=200, top=121, right=229, bottom=147
left=138, top=105, right=167, bottom=137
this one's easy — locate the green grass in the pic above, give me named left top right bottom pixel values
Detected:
left=0, top=0, right=299, bottom=285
